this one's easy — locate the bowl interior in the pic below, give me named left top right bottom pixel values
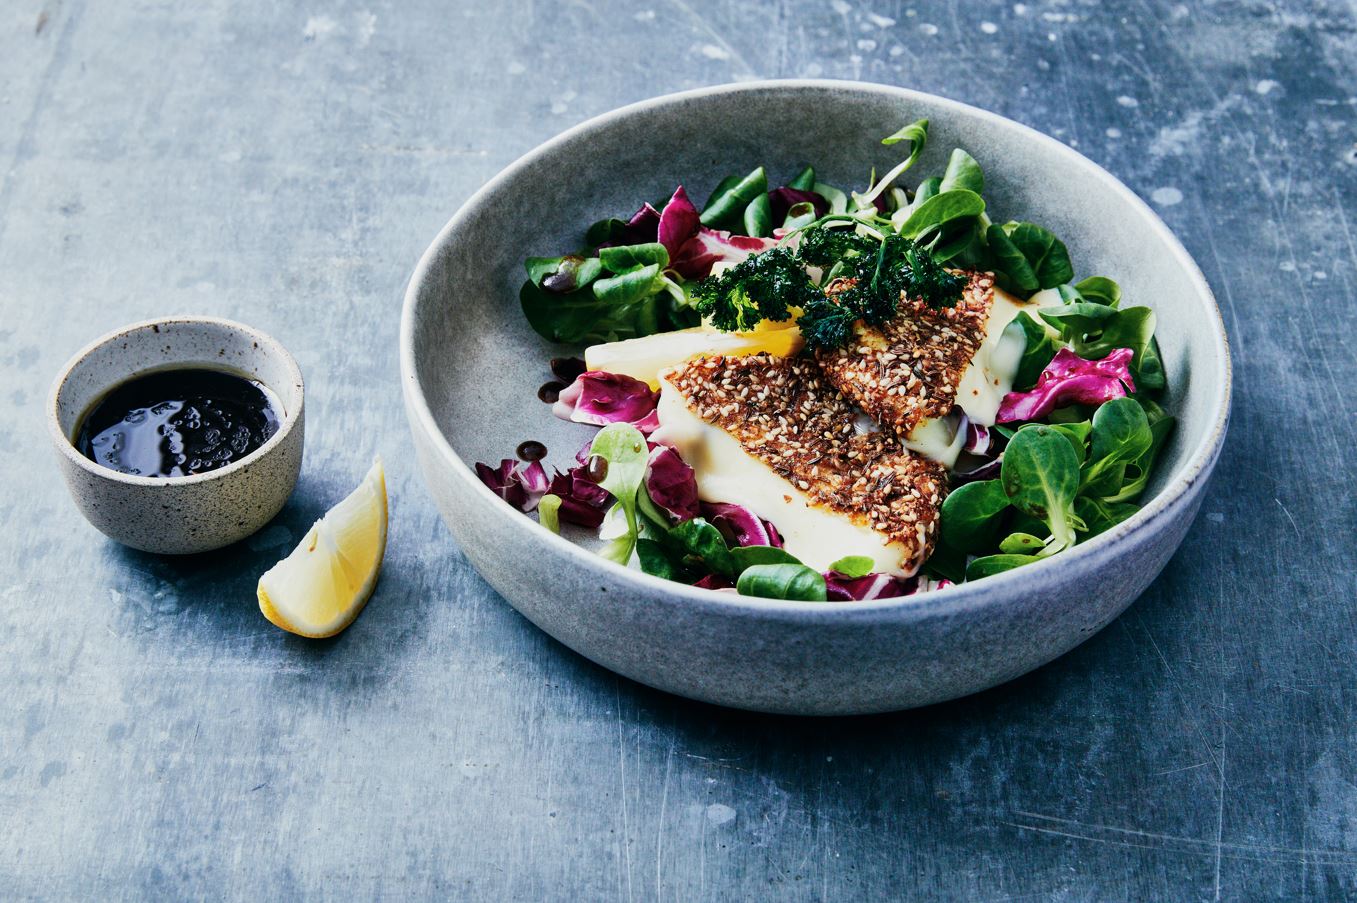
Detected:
left=408, top=81, right=1227, bottom=575
left=53, top=318, right=304, bottom=444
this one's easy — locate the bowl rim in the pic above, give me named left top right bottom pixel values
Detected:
left=47, top=315, right=306, bottom=487
left=400, top=79, right=1232, bottom=619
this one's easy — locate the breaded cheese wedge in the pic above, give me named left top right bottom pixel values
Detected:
left=651, top=353, right=947, bottom=577
left=815, top=273, right=1058, bottom=465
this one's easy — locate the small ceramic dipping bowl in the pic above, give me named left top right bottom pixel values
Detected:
left=47, top=316, right=305, bottom=555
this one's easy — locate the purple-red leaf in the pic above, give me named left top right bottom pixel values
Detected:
left=657, top=185, right=700, bottom=259
left=701, top=502, right=783, bottom=548
left=996, top=347, right=1137, bottom=423
left=645, top=445, right=700, bottom=523
left=552, top=370, right=660, bottom=434
left=768, top=187, right=829, bottom=224
left=671, top=227, right=776, bottom=280
left=476, top=459, right=549, bottom=512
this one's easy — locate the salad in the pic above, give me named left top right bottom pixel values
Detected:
left=477, top=119, right=1174, bottom=602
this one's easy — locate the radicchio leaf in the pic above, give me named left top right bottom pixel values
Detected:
left=692, top=574, right=736, bottom=591
left=657, top=185, right=700, bottom=259
left=546, top=464, right=613, bottom=528
left=552, top=370, right=660, bottom=434
left=671, top=227, right=777, bottom=280
left=602, top=202, right=662, bottom=248
left=768, top=187, right=829, bottom=225
left=476, top=459, right=549, bottom=512
left=996, top=347, right=1137, bottom=424
left=701, top=502, right=784, bottom=548
left=644, top=445, right=699, bottom=523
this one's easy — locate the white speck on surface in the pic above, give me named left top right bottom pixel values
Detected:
left=507, top=61, right=526, bottom=75
left=548, top=90, right=578, bottom=116
left=919, top=22, right=938, bottom=35
left=980, top=21, right=998, bottom=33
left=700, top=43, right=730, bottom=60
left=1172, top=3, right=1190, bottom=17
left=634, top=9, right=655, bottom=21
left=302, top=15, right=337, bottom=40
left=830, top=0, right=851, bottom=13
left=1207, top=512, right=1225, bottom=524
left=1047, top=31, right=1057, bottom=41
left=1280, top=260, right=1297, bottom=272
left=889, top=45, right=904, bottom=57
left=867, top=12, right=896, bottom=28
left=1256, top=79, right=1280, bottom=95
left=856, top=38, right=877, bottom=51
left=1314, top=271, right=1328, bottom=280
left=804, top=61, right=824, bottom=77
left=247, top=525, right=293, bottom=552
left=1151, top=186, right=1184, bottom=206
left=1036, top=58, right=1050, bottom=71
left=1013, top=3, right=1027, bottom=14
left=706, top=804, right=736, bottom=825
left=1105, top=127, right=1122, bottom=138
left=354, top=11, right=376, bottom=47
left=1117, top=95, right=1140, bottom=107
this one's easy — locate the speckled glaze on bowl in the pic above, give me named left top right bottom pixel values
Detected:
left=401, top=81, right=1231, bottom=715
left=48, top=317, right=305, bottom=555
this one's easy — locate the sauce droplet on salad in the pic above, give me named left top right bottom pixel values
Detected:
left=516, top=440, right=547, bottom=462
left=584, top=454, right=608, bottom=484
left=537, top=381, right=566, bottom=403
left=550, top=357, right=587, bottom=384
left=76, top=367, right=281, bottom=478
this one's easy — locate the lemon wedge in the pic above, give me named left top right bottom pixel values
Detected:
left=258, top=458, right=388, bottom=638
left=585, top=324, right=804, bottom=389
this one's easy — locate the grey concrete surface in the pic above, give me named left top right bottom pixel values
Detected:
left=1, top=1, right=1354, bottom=899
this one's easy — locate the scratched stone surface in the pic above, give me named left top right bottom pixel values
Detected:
left=1, top=0, right=1355, bottom=899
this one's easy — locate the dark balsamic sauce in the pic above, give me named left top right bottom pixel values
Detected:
left=537, top=381, right=566, bottom=403
left=549, top=357, right=586, bottom=384
left=516, top=440, right=547, bottom=462
left=76, top=368, right=281, bottom=478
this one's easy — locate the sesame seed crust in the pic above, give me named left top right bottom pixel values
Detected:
left=664, top=352, right=947, bottom=568
left=814, top=270, right=996, bottom=435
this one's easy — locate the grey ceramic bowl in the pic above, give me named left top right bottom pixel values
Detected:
left=401, top=81, right=1231, bottom=715
left=49, top=316, right=305, bottom=555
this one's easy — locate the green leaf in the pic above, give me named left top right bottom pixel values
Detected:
left=827, top=555, right=874, bottom=578
left=731, top=545, right=802, bottom=573
left=813, top=182, right=848, bottom=215
left=940, top=479, right=1011, bottom=553
left=1073, top=276, right=1121, bottom=307
left=1039, top=302, right=1120, bottom=340
left=1001, top=425, right=1081, bottom=554
left=1137, top=336, right=1167, bottom=392
left=700, top=166, right=768, bottom=230
left=538, top=494, right=561, bottom=534
left=966, top=553, right=1042, bottom=580
left=938, top=148, right=984, bottom=194
left=525, top=254, right=604, bottom=293
left=584, top=218, right=627, bottom=248
left=923, top=541, right=968, bottom=583
left=1105, top=414, right=1175, bottom=503
left=897, top=189, right=986, bottom=241
left=881, top=118, right=929, bottom=160
left=782, top=201, right=818, bottom=232
left=1074, top=496, right=1140, bottom=538
left=1074, top=306, right=1159, bottom=386
left=736, top=564, right=828, bottom=601
left=985, top=223, right=1040, bottom=294
left=1088, top=397, right=1152, bottom=471
left=1004, top=311, right=1060, bottom=390
left=666, top=517, right=736, bottom=578
left=1002, top=222, right=1075, bottom=289
left=999, top=532, right=1046, bottom=555
left=636, top=537, right=692, bottom=581
left=599, top=243, right=668, bottom=274
left=743, top=193, right=773, bottom=238
left=593, top=263, right=662, bottom=306
left=1049, top=421, right=1092, bottom=465
left=787, top=166, right=816, bottom=191
left=590, top=424, right=649, bottom=565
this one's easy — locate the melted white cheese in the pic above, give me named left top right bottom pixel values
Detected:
left=903, top=287, right=1061, bottom=466
left=650, top=376, right=924, bottom=577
